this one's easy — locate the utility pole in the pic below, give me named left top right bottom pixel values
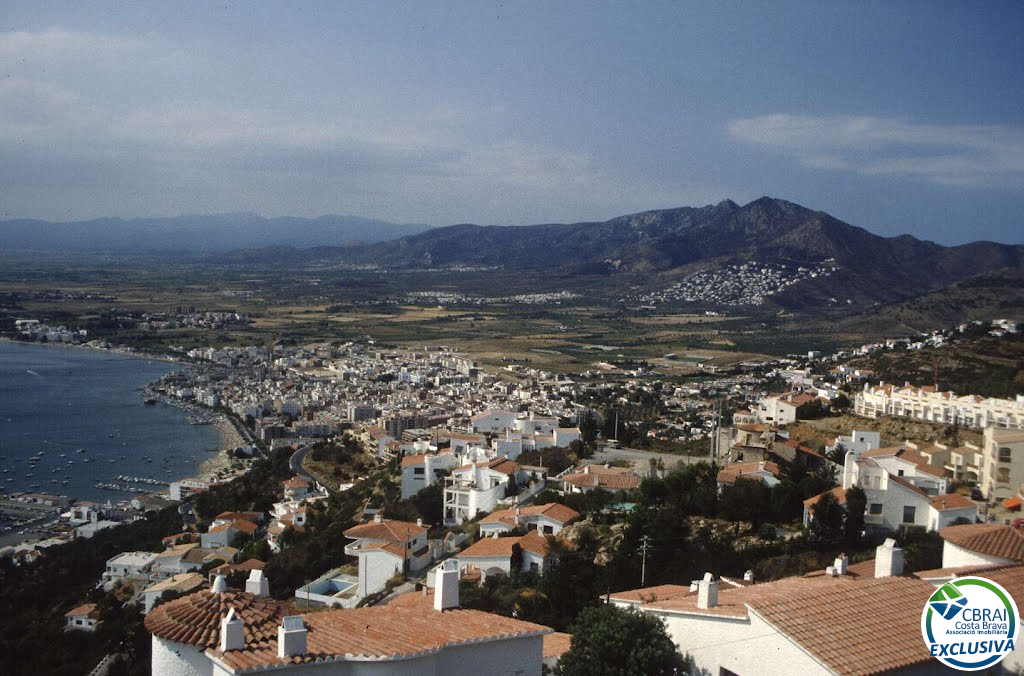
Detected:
left=639, top=535, right=651, bottom=587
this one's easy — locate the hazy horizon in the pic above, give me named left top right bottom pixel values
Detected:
left=2, top=2, right=1022, bottom=245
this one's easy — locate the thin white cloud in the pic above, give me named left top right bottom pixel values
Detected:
left=0, top=27, right=728, bottom=223
left=727, top=114, right=1024, bottom=188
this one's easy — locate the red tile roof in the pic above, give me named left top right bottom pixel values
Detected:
left=210, top=591, right=550, bottom=671
left=614, top=573, right=938, bottom=674
left=716, top=461, right=781, bottom=485
left=750, top=576, right=937, bottom=675
left=940, top=524, right=1024, bottom=562
left=929, top=493, right=976, bottom=511
left=65, top=603, right=98, bottom=619
left=145, top=589, right=295, bottom=649
left=803, top=486, right=847, bottom=508
left=543, top=632, right=572, bottom=660
left=343, top=518, right=427, bottom=543
left=479, top=503, right=580, bottom=527
left=459, top=536, right=520, bottom=558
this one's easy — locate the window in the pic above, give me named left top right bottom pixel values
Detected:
left=530, top=562, right=539, bottom=573
left=897, top=469, right=905, bottom=476
left=902, top=506, right=916, bottom=524
left=869, top=503, right=883, bottom=515
left=413, top=467, right=424, bottom=475
left=998, top=468, right=1011, bottom=484
left=543, top=525, right=554, bottom=534
left=999, top=447, right=1012, bottom=463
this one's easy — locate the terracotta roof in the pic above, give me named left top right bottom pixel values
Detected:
left=911, top=562, right=1012, bottom=581
left=211, top=559, right=265, bottom=576
left=940, top=524, right=1024, bottom=562
left=210, top=591, right=550, bottom=671
left=991, top=428, right=1024, bottom=443
left=518, top=530, right=551, bottom=556
left=479, top=503, right=580, bottom=527
left=283, top=477, right=310, bottom=489
left=616, top=573, right=936, bottom=673
left=779, top=439, right=825, bottom=459
left=1003, top=496, right=1022, bottom=510
left=543, top=632, right=572, bottom=660
left=459, top=536, right=519, bottom=558
left=562, top=469, right=640, bottom=490
left=144, top=573, right=207, bottom=596
left=145, top=589, right=296, bottom=649
left=400, top=453, right=428, bottom=467
left=929, top=493, right=977, bottom=511
left=453, top=457, right=521, bottom=475
left=359, top=542, right=407, bottom=558
left=716, top=461, right=781, bottom=485
left=609, top=584, right=693, bottom=605
left=750, top=575, right=937, bottom=675
left=65, top=603, right=98, bottom=618
left=803, top=486, right=847, bottom=508
left=343, top=518, right=427, bottom=543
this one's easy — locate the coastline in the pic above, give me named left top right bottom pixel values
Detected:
left=1, top=339, right=249, bottom=499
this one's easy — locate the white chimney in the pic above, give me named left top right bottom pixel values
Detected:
left=246, top=569, right=270, bottom=596
left=416, top=517, right=423, bottom=528
left=373, top=513, right=383, bottom=523
left=833, top=554, right=848, bottom=576
left=277, top=616, right=307, bottom=658
left=743, top=570, right=754, bottom=583
left=220, top=608, right=244, bottom=652
left=697, top=572, right=718, bottom=609
left=434, top=559, right=460, bottom=611
left=211, top=574, right=228, bottom=594
left=689, top=580, right=699, bottom=593
left=875, top=538, right=905, bottom=578
left=826, top=565, right=838, bottom=577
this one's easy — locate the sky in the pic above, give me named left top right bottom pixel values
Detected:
left=1, top=1, right=1022, bottom=244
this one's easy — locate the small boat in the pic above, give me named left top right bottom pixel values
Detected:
left=144, top=398, right=157, bottom=406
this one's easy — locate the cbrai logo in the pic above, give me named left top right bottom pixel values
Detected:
left=921, top=576, right=1018, bottom=671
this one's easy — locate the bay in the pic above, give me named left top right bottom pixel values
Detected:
left=0, top=341, right=222, bottom=502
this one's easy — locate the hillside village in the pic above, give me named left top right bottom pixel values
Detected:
left=2, top=318, right=1024, bottom=674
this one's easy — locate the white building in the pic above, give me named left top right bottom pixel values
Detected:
left=803, top=450, right=976, bottom=533
left=443, top=458, right=524, bottom=525
left=980, top=427, right=1024, bottom=501
left=855, top=382, right=1024, bottom=430
left=825, top=429, right=881, bottom=456
left=401, top=452, right=460, bottom=500
left=471, top=409, right=518, bottom=433
left=478, top=503, right=580, bottom=537
left=142, top=572, right=207, bottom=613
left=64, top=603, right=100, bottom=632
left=102, top=551, right=159, bottom=587
left=938, top=523, right=1024, bottom=569
left=609, top=541, right=952, bottom=676
left=145, top=569, right=551, bottom=676
left=170, top=477, right=213, bottom=502
left=343, top=515, right=431, bottom=597
left=457, top=530, right=555, bottom=578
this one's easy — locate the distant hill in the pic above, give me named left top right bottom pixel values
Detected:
left=0, top=213, right=432, bottom=253
left=332, top=197, right=1024, bottom=310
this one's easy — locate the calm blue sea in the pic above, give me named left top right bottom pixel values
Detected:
left=0, top=342, right=221, bottom=502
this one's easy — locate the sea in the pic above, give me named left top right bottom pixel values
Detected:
left=0, top=341, right=222, bottom=503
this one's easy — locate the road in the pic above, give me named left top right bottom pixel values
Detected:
left=288, top=443, right=317, bottom=480
left=589, top=446, right=710, bottom=473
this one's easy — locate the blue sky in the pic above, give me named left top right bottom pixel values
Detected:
left=1, top=1, right=1022, bottom=244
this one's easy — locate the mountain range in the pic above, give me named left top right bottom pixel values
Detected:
left=4, top=198, right=1022, bottom=313
left=328, top=196, right=1023, bottom=309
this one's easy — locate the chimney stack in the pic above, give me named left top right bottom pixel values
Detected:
left=416, top=517, right=423, bottom=528
left=875, top=538, right=905, bottom=578
left=743, top=570, right=755, bottom=583
left=246, top=569, right=270, bottom=596
left=373, top=513, right=383, bottom=523
left=211, top=574, right=228, bottom=594
left=833, top=553, right=848, bottom=576
left=220, top=608, right=244, bottom=652
left=434, top=559, right=460, bottom=611
left=277, top=616, right=308, bottom=658
left=697, top=572, right=718, bottom=609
